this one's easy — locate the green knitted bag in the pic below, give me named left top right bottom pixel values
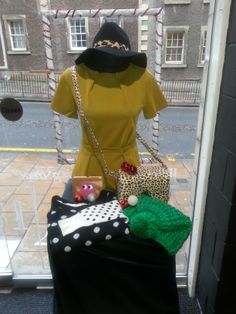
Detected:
left=123, top=194, right=192, bottom=255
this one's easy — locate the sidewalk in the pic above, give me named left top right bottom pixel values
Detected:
left=0, top=152, right=193, bottom=276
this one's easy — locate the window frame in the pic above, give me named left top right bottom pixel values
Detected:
left=67, top=17, right=89, bottom=53
left=3, top=15, right=30, bottom=54
left=162, top=26, right=189, bottom=68
left=99, top=16, right=124, bottom=28
left=164, top=0, right=191, bottom=4
left=138, top=0, right=148, bottom=53
left=198, top=26, right=208, bottom=67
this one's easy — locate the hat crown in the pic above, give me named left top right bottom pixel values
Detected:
left=93, top=22, right=131, bottom=50
left=75, top=22, right=147, bottom=70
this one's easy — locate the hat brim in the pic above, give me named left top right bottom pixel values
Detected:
left=75, top=47, right=147, bottom=69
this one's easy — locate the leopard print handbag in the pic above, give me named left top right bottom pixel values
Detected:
left=71, top=66, right=170, bottom=204
left=117, top=160, right=169, bottom=204
left=117, top=164, right=169, bottom=204
left=116, top=132, right=170, bottom=204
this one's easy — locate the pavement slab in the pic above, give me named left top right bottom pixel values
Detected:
left=0, top=152, right=194, bottom=276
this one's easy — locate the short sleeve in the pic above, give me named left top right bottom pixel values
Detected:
left=50, top=68, right=78, bottom=119
left=143, top=70, right=168, bottom=119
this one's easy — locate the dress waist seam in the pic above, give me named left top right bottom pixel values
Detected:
left=81, top=143, right=137, bottom=152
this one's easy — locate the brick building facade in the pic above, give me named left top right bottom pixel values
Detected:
left=0, top=0, right=209, bottom=81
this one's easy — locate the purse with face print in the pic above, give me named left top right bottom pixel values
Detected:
left=72, top=176, right=104, bottom=202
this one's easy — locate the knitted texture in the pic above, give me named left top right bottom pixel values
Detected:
left=124, top=194, right=192, bottom=255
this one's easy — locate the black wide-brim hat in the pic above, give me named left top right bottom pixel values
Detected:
left=75, top=22, right=147, bottom=70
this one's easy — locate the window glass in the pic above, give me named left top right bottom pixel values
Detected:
left=69, top=18, right=87, bottom=50
left=142, top=20, right=148, bottom=26
left=200, top=29, right=207, bottom=64
left=0, top=0, right=212, bottom=282
left=141, top=30, right=148, bottom=36
left=165, top=31, right=184, bottom=63
left=9, top=20, right=26, bottom=50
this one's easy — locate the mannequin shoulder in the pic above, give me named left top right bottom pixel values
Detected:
left=143, top=69, right=156, bottom=81
left=60, top=67, right=74, bottom=80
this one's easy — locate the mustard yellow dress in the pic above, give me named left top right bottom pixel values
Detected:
left=51, top=63, right=168, bottom=191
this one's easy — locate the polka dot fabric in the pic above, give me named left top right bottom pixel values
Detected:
left=58, top=200, right=128, bottom=236
left=47, top=195, right=130, bottom=255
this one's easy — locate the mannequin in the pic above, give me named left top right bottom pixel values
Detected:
left=48, top=22, right=180, bottom=314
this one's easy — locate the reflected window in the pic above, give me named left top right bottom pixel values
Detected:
left=100, top=16, right=123, bottom=28
left=163, top=26, right=189, bottom=66
left=9, top=20, right=26, bottom=50
left=139, top=0, right=148, bottom=52
left=199, top=27, right=207, bottom=65
left=166, top=31, right=184, bottom=63
left=3, top=15, right=29, bottom=53
left=164, top=0, right=191, bottom=4
left=68, top=18, right=88, bottom=51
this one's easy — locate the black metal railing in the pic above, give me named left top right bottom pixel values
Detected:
left=0, top=71, right=59, bottom=100
left=161, top=80, right=201, bottom=104
left=0, top=71, right=201, bottom=104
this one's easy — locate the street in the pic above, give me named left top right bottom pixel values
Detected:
left=0, top=101, right=199, bottom=158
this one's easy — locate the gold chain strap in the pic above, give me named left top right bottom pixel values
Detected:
left=71, top=66, right=117, bottom=178
left=71, top=65, right=167, bottom=176
left=136, top=131, right=168, bottom=169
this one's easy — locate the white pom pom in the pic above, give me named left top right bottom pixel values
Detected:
left=86, top=193, right=97, bottom=202
left=127, top=195, right=138, bottom=206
